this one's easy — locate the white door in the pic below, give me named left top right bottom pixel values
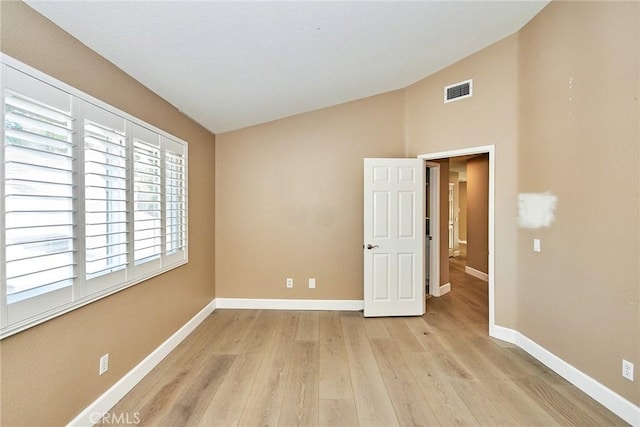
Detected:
left=363, top=158, right=425, bottom=317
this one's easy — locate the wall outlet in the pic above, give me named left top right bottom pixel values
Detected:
left=286, top=278, right=293, bottom=288
left=99, top=353, right=109, bottom=375
left=622, top=359, right=634, bottom=381
left=533, top=239, right=541, bottom=252
left=309, top=278, right=316, bottom=289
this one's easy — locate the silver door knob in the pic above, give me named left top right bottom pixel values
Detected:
left=366, top=244, right=379, bottom=250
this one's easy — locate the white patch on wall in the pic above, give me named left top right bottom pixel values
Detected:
left=518, top=192, right=558, bottom=229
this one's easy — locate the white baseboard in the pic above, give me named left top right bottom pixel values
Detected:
left=490, top=324, right=519, bottom=343
left=430, top=282, right=451, bottom=297
left=458, top=240, right=467, bottom=244
left=490, top=325, right=640, bottom=426
left=215, top=298, right=363, bottom=311
left=67, top=300, right=216, bottom=427
left=465, top=266, right=489, bottom=282
left=439, top=282, right=451, bottom=295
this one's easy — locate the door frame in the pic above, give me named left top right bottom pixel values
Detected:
left=425, top=162, right=442, bottom=297
left=448, top=182, right=455, bottom=257
left=418, top=145, right=495, bottom=333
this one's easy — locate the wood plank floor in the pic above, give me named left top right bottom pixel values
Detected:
left=99, top=257, right=626, bottom=426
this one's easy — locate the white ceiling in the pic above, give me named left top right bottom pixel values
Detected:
left=26, top=1, right=548, bottom=134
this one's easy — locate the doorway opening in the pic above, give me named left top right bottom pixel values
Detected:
left=419, top=145, right=495, bottom=334
left=449, top=154, right=489, bottom=281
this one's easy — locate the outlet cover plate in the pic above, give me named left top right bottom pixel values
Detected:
left=99, top=354, right=109, bottom=375
left=533, top=239, right=541, bottom=252
left=622, top=359, right=634, bottom=381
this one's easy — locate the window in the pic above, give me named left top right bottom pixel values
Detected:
left=1, top=55, right=188, bottom=338
left=4, top=76, right=75, bottom=306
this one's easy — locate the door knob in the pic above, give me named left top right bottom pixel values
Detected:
left=366, top=244, right=379, bottom=250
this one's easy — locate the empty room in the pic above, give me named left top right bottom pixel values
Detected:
left=0, top=0, right=638, bottom=426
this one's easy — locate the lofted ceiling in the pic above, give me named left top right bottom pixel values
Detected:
left=26, top=1, right=548, bottom=134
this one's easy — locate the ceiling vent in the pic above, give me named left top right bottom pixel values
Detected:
left=444, top=79, right=473, bottom=103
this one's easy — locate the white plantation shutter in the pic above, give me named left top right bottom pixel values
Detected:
left=3, top=67, right=75, bottom=323
left=132, top=124, right=162, bottom=266
left=1, top=56, right=188, bottom=337
left=164, top=138, right=187, bottom=258
left=83, top=103, right=128, bottom=284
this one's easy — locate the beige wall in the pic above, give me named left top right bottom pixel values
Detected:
left=466, top=155, right=489, bottom=274
left=405, top=33, right=521, bottom=327
left=517, top=1, right=639, bottom=405
left=216, top=91, right=406, bottom=300
left=458, top=181, right=467, bottom=242
left=0, top=2, right=216, bottom=425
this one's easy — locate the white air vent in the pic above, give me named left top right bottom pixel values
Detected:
left=444, top=79, right=473, bottom=103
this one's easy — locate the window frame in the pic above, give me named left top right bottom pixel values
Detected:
left=0, top=54, right=188, bottom=339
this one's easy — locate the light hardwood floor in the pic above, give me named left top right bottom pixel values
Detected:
left=99, top=258, right=626, bottom=426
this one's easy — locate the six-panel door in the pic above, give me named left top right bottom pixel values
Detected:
left=363, top=158, right=425, bottom=317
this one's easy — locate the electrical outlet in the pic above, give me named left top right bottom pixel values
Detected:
left=533, top=239, right=541, bottom=252
left=99, top=354, right=109, bottom=375
left=309, top=278, right=316, bottom=289
left=622, top=359, right=634, bottom=381
left=286, top=278, right=293, bottom=288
